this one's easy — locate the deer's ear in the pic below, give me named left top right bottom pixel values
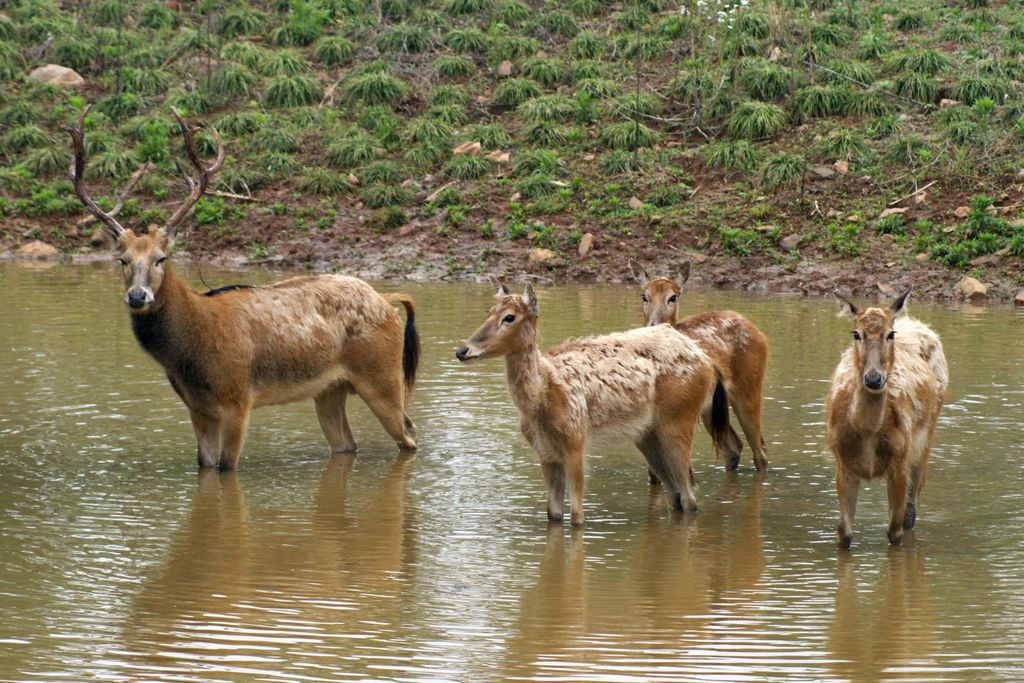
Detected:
left=488, top=275, right=510, bottom=298
left=522, top=282, right=538, bottom=316
left=891, top=288, right=910, bottom=317
left=675, top=261, right=691, bottom=290
left=628, top=259, right=649, bottom=287
left=834, top=292, right=859, bottom=320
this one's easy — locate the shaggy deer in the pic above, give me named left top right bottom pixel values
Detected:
left=826, top=291, right=947, bottom=547
left=67, top=108, right=419, bottom=470
left=629, top=259, right=769, bottom=471
left=456, top=278, right=728, bottom=526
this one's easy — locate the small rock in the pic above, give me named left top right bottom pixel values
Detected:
left=877, top=283, right=898, bottom=296
left=89, top=228, right=110, bottom=248
left=768, top=46, right=783, bottom=61
left=648, top=214, right=663, bottom=224
left=497, top=60, right=513, bottom=77
left=753, top=224, right=775, bottom=232
left=628, top=196, right=644, bottom=209
left=1016, top=169, right=1024, bottom=181
left=879, top=207, right=908, bottom=220
left=690, top=253, right=708, bottom=264
left=583, top=154, right=595, bottom=161
left=955, top=276, right=988, bottom=300
left=970, top=254, right=1000, bottom=267
left=28, top=64, right=85, bottom=88
left=845, top=214, right=861, bottom=223
left=915, top=252, right=929, bottom=261
left=833, top=160, right=849, bottom=175
left=453, top=141, right=482, bottom=156
left=810, top=165, right=835, bottom=179
left=940, top=98, right=960, bottom=108
left=509, top=192, right=521, bottom=202
left=913, top=190, right=928, bottom=206
left=347, top=173, right=360, bottom=186
left=486, top=150, right=511, bottom=164
left=528, top=247, right=555, bottom=265
left=856, top=175, right=872, bottom=185
left=396, top=224, right=416, bottom=237
left=15, top=240, right=60, bottom=260
left=880, top=233, right=894, bottom=243
left=953, top=205, right=970, bottom=219
left=1014, top=291, right=1024, bottom=307
left=779, top=234, right=801, bottom=252
left=577, top=232, right=594, bottom=257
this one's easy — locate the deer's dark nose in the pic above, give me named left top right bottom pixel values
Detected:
left=455, top=346, right=470, bottom=361
left=863, top=371, right=884, bottom=390
left=127, top=289, right=147, bottom=309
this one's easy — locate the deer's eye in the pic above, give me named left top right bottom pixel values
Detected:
left=155, top=256, right=168, bottom=266
left=119, top=257, right=129, bottom=266
left=502, top=314, right=516, bottom=324
left=668, top=295, right=678, bottom=303
left=887, top=330, right=896, bottom=340
left=852, top=331, right=861, bottom=341
left=641, top=294, right=649, bottom=303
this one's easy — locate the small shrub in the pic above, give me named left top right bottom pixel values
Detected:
left=434, top=54, right=475, bottom=79
left=812, top=21, right=850, bottom=46
left=51, top=39, right=93, bottom=72
left=342, top=71, right=409, bottom=106
left=378, top=23, right=434, bottom=53
left=538, top=9, right=579, bottom=37
left=893, top=72, right=936, bottom=103
left=1, top=125, right=49, bottom=154
left=951, top=75, right=1008, bottom=105
left=24, top=147, right=71, bottom=178
left=360, top=183, right=413, bottom=208
left=298, top=167, right=349, bottom=195
left=462, top=123, right=512, bottom=149
left=726, top=101, right=786, bottom=140
left=574, top=77, right=620, bottom=99
left=496, top=0, right=530, bottom=24
left=567, top=30, right=605, bottom=59
left=866, top=114, right=905, bottom=139
left=430, top=85, right=467, bottom=106
left=493, top=78, right=543, bottom=106
left=404, top=142, right=449, bottom=165
left=601, top=122, right=661, bottom=150
left=818, top=128, right=868, bottom=161
left=758, top=153, right=804, bottom=193
left=358, top=161, right=404, bottom=184
left=326, top=133, right=384, bottom=167
left=249, top=127, right=299, bottom=154
left=428, top=103, right=468, bottom=126
left=90, top=148, right=139, bottom=180
left=405, top=118, right=453, bottom=146
left=512, top=149, right=563, bottom=176
left=523, top=121, right=571, bottom=146
left=220, top=5, right=265, bottom=37
left=313, top=36, right=355, bottom=65
left=888, top=49, right=948, bottom=76
left=212, top=64, right=256, bottom=98
left=844, top=90, right=895, bottom=118
left=717, top=226, right=764, bottom=257
left=875, top=213, right=905, bottom=236
left=264, top=74, right=320, bottom=107
left=793, top=85, right=847, bottom=120
left=215, top=112, right=267, bottom=137
left=445, top=0, right=490, bottom=15
left=599, top=150, right=646, bottom=174
left=443, top=27, right=488, bottom=53
left=857, top=30, right=892, bottom=61
left=703, top=140, right=760, bottom=176
left=516, top=172, right=558, bottom=198
left=893, top=11, right=927, bottom=31
left=738, top=58, right=792, bottom=101
left=518, top=95, right=577, bottom=123
left=444, top=154, right=494, bottom=179
left=222, top=41, right=271, bottom=72
left=519, top=57, right=565, bottom=88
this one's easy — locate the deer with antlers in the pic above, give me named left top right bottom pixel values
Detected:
left=455, top=278, right=729, bottom=526
left=629, top=260, right=769, bottom=472
left=827, top=291, right=947, bottom=547
left=67, top=108, right=420, bottom=470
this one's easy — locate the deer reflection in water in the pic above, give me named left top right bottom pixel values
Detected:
left=828, top=544, right=937, bottom=682
left=505, top=472, right=767, bottom=679
left=122, top=455, right=416, bottom=678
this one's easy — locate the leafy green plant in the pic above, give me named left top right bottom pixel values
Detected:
left=568, top=30, right=605, bottom=59
left=758, top=153, right=804, bottom=193
left=443, top=27, right=488, bottom=53
left=212, top=64, right=257, bottom=97
left=726, top=101, right=786, bottom=140
left=893, top=72, right=936, bottom=103
left=298, top=167, right=349, bottom=195
left=794, top=85, right=847, bottom=120
left=360, top=183, right=413, bottom=208
left=342, top=71, right=409, bottom=106
left=220, top=5, right=265, bottom=38
left=313, top=36, right=355, bottom=65
left=51, top=38, right=93, bottom=72
left=888, top=49, right=948, bottom=75
left=444, top=154, right=494, bottom=179
left=1, top=125, right=49, bottom=155
left=601, top=122, right=660, bottom=150
left=249, top=127, right=299, bottom=154
left=215, top=112, right=266, bottom=137
left=264, top=74, right=320, bottom=107
left=326, top=133, right=384, bottom=168
left=90, top=148, right=139, bottom=179
left=434, top=55, right=475, bottom=79
left=462, top=123, right=512, bottom=149
left=516, top=172, right=558, bottom=198
left=599, top=149, right=646, bottom=174
left=717, top=226, right=764, bottom=256
left=494, top=78, right=543, bottom=106
left=519, top=57, right=565, bottom=88
left=951, top=75, right=1008, bottom=105
left=518, top=95, right=577, bottom=123
left=703, top=140, right=760, bottom=176
left=378, top=23, right=434, bottom=53
left=738, top=59, right=792, bottom=101
left=818, top=128, right=868, bottom=161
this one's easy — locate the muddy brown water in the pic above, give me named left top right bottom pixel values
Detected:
left=1, top=261, right=1023, bottom=682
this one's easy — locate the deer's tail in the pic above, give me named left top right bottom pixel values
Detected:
left=384, top=293, right=420, bottom=400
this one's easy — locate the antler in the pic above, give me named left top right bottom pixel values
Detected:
left=65, top=105, right=130, bottom=242
left=163, top=108, right=225, bottom=237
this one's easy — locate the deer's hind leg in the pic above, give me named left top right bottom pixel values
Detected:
left=351, top=374, right=417, bottom=452
left=541, top=460, right=566, bottom=523
left=315, top=381, right=358, bottom=454
left=730, top=383, right=768, bottom=471
left=702, top=406, right=744, bottom=472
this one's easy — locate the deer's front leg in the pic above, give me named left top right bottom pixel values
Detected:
left=566, top=448, right=585, bottom=527
left=886, top=469, right=908, bottom=545
left=189, top=409, right=221, bottom=469
left=541, top=461, right=566, bottom=523
left=836, top=467, right=861, bottom=549
left=217, top=403, right=252, bottom=471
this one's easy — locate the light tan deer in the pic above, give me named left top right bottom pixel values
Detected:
left=455, top=278, right=729, bottom=526
left=67, top=108, right=419, bottom=470
left=629, top=259, right=769, bottom=471
left=826, top=291, right=947, bottom=547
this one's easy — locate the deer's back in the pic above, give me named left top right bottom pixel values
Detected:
left=674, top=310, right=767, bottom=384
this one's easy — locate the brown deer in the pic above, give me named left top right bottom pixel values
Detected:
left=455, top=278, right=729, bottom=526
left=67, top=108, right=419, bottom=470
left=629, top=259, right=769, bottom=472
left=826, top=291, right=947, bottom=547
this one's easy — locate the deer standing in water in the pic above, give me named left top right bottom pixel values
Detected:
left=826, top=291, right=947, bottom=547
left=67, top=108, right=419, bottom=470
left=629, top=260, right=769, bottom=472
left=455, top=278, right=729, bottom=526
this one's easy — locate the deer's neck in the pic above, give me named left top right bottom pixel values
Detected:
left=849, top=386, right=888, bottom=434
left=129, top=267, right=196, bottom=362
left=503, top=332, right=549, bottom=414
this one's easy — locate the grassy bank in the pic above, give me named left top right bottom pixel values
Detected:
left=1, top=0, right=1023, bottom=300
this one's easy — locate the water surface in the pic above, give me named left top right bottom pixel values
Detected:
left=1, top=261, right=1022, bottom=682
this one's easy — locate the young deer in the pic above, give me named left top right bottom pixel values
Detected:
left=455, top=278, right=729, bottom=526
left=629, top=259, right=769, bottom=471
left=826, top=291, right=947, bottom=547
left=67, top=108, right=419, bottom=470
